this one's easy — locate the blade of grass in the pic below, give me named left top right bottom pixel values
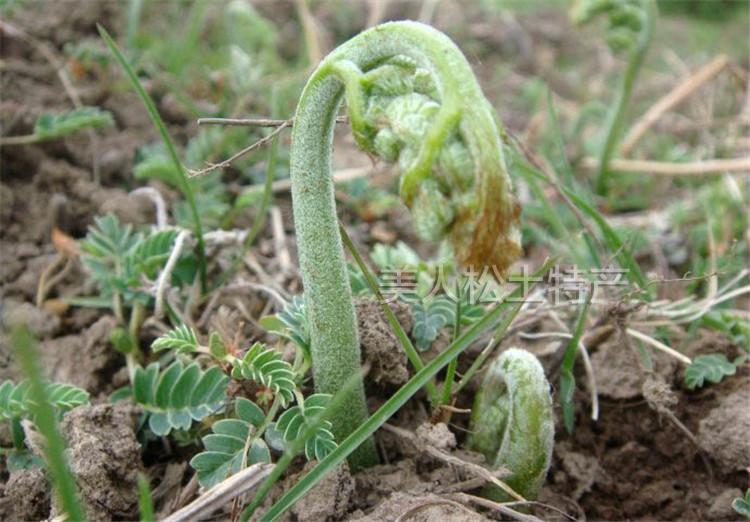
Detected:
left=543, top=88, right=601, bottom=268
left=515, top=159, right=649, bottom=293
left=559, top=288, right=593, bottom=434
left=11, top=327, right=87, bottom=522
left=254, top=260, right=554, bottom=521
left=339, top=222, right=439, bottom=404
left=545, top=88, right=576, bottom=191
left=138, top=473, right=155, bottom=522
left=125, top=0, right=143, bottom=51
left=209, top=127, right=280, bottom=295
left=455, top=258, right=557, bottom=395
left=240, top=368, right=367, bottom=520
left=98, top=24, right=207, bottom=293
left=440, top=279, right=463, bottom=407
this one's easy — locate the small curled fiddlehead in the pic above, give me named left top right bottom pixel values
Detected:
left=571, top=0, right=654, bottom=54
left=468, top=348, right=554, bottom=500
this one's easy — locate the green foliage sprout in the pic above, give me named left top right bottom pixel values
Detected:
left=0, top=380, right=89, bottom=422
left=132, top=361, right=229, bottom=436
left=468, top=348, right=555, bottom=501
left=571, top=0, right=657, bottom=194
left=0, top=106, right=113, bottom=146
left=288, top=20, right=522, bottom=468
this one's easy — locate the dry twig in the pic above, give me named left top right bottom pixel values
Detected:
left=449, top=493, right=544, bottom=522
left=162, top=463, right=273, bottom=522
left=620, top=55, right=730, bottom=155
left=188, top=121, right=290, bottom=177
left=582, top=156, right=750, bottom=175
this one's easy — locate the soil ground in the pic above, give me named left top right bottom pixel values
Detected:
left=1, top=1, right=748, bottom=521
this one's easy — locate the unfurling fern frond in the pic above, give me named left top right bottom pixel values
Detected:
left=0, top=380, right=89, bottom=421
left=275, top=393, right=337, bottom=461
left=133, top=361, right=229, bottom=436
left=231, top=343, right=295, bottom=407
left=571, top=0, right=654, bottom=54
left=151, top=325, right=200, bottom=353
left=190, top=397, right=271, bottom=488
left=469, top=348, right=554, bottom=501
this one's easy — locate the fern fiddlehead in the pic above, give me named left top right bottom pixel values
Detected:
left=290, top=21, right=522, bottom=468
left=468, top=348, right=554, bottom=500
left=571, top=0, right=657, bottom=194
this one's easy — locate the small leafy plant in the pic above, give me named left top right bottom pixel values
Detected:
left=0, top=378, right=90, bottom=471
left=684, top=353, right=742, bottom=389
left=0, top=380, right=90, bottom=422
left=189, top=397, right=271, bottom=488
left=571, top=0, right=657, bottom=193
left=0, top=106, right=113, bottom=146
left=733, top=489, right=750, bottom=519
left=132, top=361, right=229, bottom=436
left=145, top=325, right=338, bottom=488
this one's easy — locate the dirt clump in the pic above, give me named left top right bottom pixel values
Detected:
left=1, top=299, right=61, bottom=339
left=707, top=488, right=744, bottom=521
left=350, top=492, right=486, bottom=522
left=415, top=421, right=456, bottom=452
left=38, top=315, right=120, bottom=392
left=58, top=403, right=142, bottom=521
left=697, top=386, right=750, bottom=471
left=590, top=337, right=677, bottom=399
left=0, top=467, right=51, bottom=521
left=356, top=298, right=413, bottom=388
left=278, top=461, right=354, bottom=522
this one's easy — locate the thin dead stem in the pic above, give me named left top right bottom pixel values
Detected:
left=188, top=121, right=289, bottom=178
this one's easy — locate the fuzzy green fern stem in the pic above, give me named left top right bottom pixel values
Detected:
left=468, top=348, right=554, bottom=500
left=290, top=21, right=522, bottom=469
left=572, top=0, right=657, bottom=195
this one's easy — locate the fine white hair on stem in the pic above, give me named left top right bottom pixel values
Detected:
left=155, top=229, right=190, bottom=318
left=131, top=187, right=168, bottom=229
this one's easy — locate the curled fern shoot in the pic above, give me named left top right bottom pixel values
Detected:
left=468, top=348, right=554, bottom=501
left=289, top=21, right=521, bottom=468
left=571, top=0, right=657, bottom=194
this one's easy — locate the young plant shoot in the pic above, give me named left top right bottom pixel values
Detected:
left=468, top=348, right=555, bottom=500
left=288, top=21, right=523, bottom=468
